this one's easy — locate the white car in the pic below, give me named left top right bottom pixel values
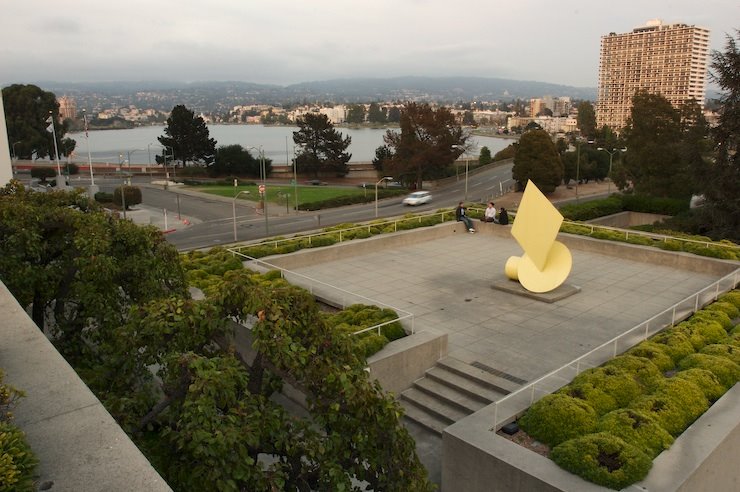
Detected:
left=402, top=191, right=432, bottom=206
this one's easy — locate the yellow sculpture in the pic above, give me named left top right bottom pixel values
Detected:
left=505, top=180, right=572, bottom=293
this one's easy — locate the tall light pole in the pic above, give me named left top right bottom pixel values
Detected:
left=47, top=111, right=63, bottom=185
left=163, top=145, right=175, bottom=182
left=576, top=141, right=581, bottom=203
left=375, top=176, right=393, bottom=218
left=597, top=147, right=621, bottom=195
left=11, top=141, right=21, bottom=161
left=452, top=144, right=472, bottom=201
left=232, top=190, right=250, bottom=241
left=292, top=147, right=298, bottom=212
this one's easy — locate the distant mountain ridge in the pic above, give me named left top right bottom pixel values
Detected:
left=28, top=76, right=597, bottom=111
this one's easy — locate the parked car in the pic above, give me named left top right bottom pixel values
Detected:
left=402, top=191, right=432, bottom=206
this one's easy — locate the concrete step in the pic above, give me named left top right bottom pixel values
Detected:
left=401, top=397, right=455, bottom=435
left=412, top=377, right=490, bottom=414
left=425, top=366, right=508, bottom=404
left=437, top=357, right=523, bottom=395
left=401, top=387, right=470, bottom=424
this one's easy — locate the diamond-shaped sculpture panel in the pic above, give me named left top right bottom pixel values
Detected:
left=505, top=180, right=572, bottom=293
left=510, top=180, right=563, bottom=271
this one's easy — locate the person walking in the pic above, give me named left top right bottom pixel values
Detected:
left=455, top=201, right=475, bottom=233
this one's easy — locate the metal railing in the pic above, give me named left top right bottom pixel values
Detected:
left=229, top=210, right=456, bottom=256
left=490, top=269, right=740, bottom=431
left=227, top=249, right=415, bottom=336
left=562, top=220, right=740, bottom=251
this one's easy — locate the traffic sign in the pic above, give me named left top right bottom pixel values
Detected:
left=259, top=184, right=266, bottom=194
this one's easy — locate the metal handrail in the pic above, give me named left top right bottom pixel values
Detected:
left=490, top=269, right=740, bottom=431
left=227, top=249, right=415, bottom=336
left=562, top=219, right=740, bottom=251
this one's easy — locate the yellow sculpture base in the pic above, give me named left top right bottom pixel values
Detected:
left=505, top=241, right=572, bottom=293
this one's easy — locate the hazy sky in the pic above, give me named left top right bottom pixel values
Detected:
left=1, top=0, right=737, bottom=88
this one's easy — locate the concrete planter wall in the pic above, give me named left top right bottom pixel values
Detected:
left=442, top=384, right=740, bottom=492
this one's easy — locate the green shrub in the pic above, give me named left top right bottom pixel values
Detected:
left=700, top=344, right=740, bottom=366
left=626, top=342, right=675, bottom=372
left=551, top=433, right=652, bottom=490
left=704, top=301, right=740, bottom=320
left=94, top=191, right=114, bottom=203
left=674, top=319, right=728, bottom=350
left=559, top=196, right=623, bottom=221
left=30, top=166, right=56, bottom=181
left=629, top=378, right=708, bottom=436
left=603, top=356, right=663, bottom=392
left=518, top=394, right=598, bottom=448
left=718, top=291, right=740, bottom=309
left=0, top=421, right=38, bottom=492
left=673, top=368, right=725, bottom=402
left=560, top=381, right=618, bottom=416
left=688, top=309, right=733, bottom=331
left=354, top=333, right=388, bottom=358
left=113, top=185, right=142, bottom=209
left=570, top=366, right=644, bottom=409
left=621, top=194, right=688, bottom=216
left=678, top=353, right=740, bottom=390
left=597, top=408, right=674, bottom=458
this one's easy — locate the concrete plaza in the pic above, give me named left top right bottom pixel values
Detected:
left=271, top=224, right=736, bottom=488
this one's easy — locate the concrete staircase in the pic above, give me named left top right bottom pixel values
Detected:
left=400, top=357, right=524, bottom=435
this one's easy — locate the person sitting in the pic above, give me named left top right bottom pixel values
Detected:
left=482, top=202, right=497, bottom=223
left=455, top=201, right=475, bottom=233
left=498, top=207, right=509, bottom=225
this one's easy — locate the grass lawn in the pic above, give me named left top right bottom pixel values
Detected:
left=191, top=184, right=371, bottom=207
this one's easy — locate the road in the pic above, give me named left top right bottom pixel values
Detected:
left=30, top=161, right=513, bottom=251
left=143, top=162, right=514, bottom=250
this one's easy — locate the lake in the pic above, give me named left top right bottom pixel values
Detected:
left=67, top=125, right=516, bottom=165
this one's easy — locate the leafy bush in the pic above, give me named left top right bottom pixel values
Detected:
left=688, top=309, right=733, bottom=331
left=113, top=185, right=142, bottom=209
left=629, top=378, right=708, bottom=436
left=551, top=433, right=652, bottom=490
left=30, top=166, right=56, bottom=180
left=626, top=342, right=675, bottom=372
left=700, top=344, right=740, bottom=366
left=0, top=422, right=38, bottom=492
left=620, top=195, right=688, bottom=216
left=559, top=196, right=623, bottom=221
left=597, top=408, right=674, bottom=458
left=649, top=330, right=696, bottom=363
left=323, top=304, right=407, bottom=358
left=570, top=366, right=644, bottom=409
left=704, top=301, right=740, bottom=320
left=677, top=354, right=740, bottom=390
left=560, top=381, right=619, bottom=416
left=674, top=319, right=728, bottom=350
left=603, top=356, right=662, bottom=392
left=518, top=394, right=598, bottom=448
left=673, top=368, right=725, bottom=402
left=718, top=291, right=740, bottom=309
left=94, top=191, right=114, bottom=203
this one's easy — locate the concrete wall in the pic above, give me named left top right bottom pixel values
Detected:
left=587, top=211, right=671, bottom=228
left=442, top=384, right=740, bottom=492
left=0, top=281, right=172, bottom=492
left=0, top=96, right=13, bottom=186
left=367, top=331, right=448, bottom=396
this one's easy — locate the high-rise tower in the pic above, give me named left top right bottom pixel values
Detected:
left=596, top=20, right=710, bottom=132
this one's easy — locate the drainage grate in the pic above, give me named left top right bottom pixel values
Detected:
left=471, top=361, right=528, bottom=385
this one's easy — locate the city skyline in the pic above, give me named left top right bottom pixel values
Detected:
left=1, top=1, right=737, bottom=89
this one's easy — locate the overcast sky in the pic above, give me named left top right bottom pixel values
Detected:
left=1, top=0, right=737, bottom=88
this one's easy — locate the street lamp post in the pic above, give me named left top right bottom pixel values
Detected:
left=232, top=190, right=250, bottom=242
left=597, top=147, right=621, bottom=195
left=11, top=141, right=21, bottom=161
left=452, top=144, right=471, bottom=201
left=375, top=176, right=393, bottom=218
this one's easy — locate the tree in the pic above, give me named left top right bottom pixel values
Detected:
left=512, top=129, right=564, bottom=193
left=293, top=113, right=352, bottom=177
left=113, top=185, right=143, bottom=210
left=479, top=146, right=492, bottom=165
left=367, top=102, right=386, bottom=124
left=2, top=84, right=76, bottom=160
left=386, top=106, right=401, bottom=123
left=157, top=105, right=217, bottom=168
left=697, top=31, right=740, bottom=241
left=577, top=101, right=597, bottom=140
left=211, top=144, right=271, bottom=178
left=372, top=144, right=394, bottom=172
left=345, top=104, right=366, bottom=124
left=0, top=184, right=187, bottom=356
left=383, top=102, right=469, bottom=189
left=462, top=111, right=475, bottom=125
left=619, top=92, right=706, bottom=199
